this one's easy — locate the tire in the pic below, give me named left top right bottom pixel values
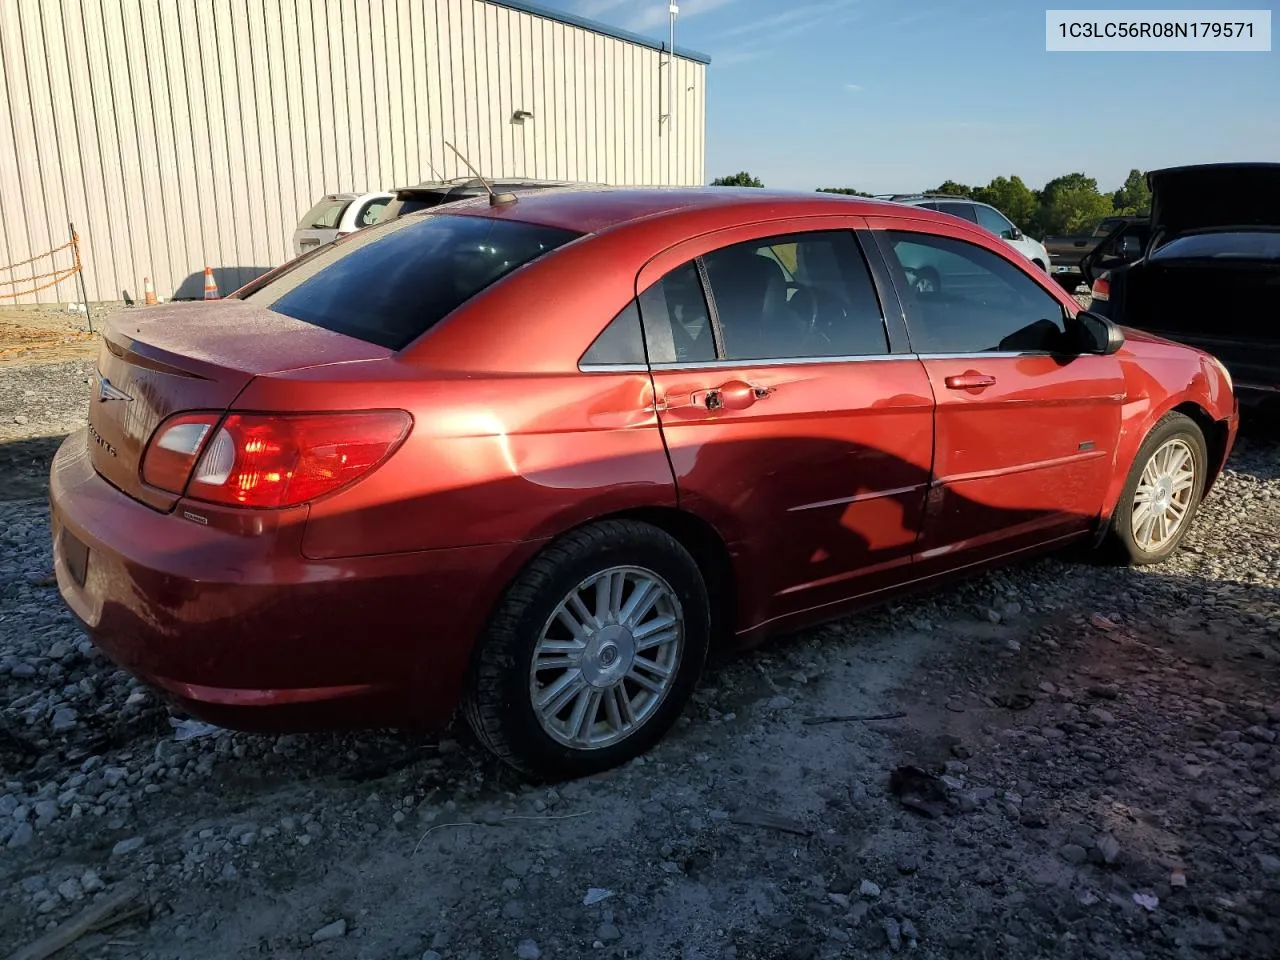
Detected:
left=462, top=519, right=711, bottom=780
left=1101, top=412, right=1207, bottom=565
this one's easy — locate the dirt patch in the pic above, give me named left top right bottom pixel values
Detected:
left=0, top=306, right=103, bottom=366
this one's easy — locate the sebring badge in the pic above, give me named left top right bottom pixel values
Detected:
left=97, top=374, right=133, bottom=403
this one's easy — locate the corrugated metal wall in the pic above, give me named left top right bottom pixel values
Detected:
left=0, top=0, right=707, bottom=304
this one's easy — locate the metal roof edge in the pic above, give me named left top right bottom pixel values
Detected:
left=484, top=0, right=713, bottom=64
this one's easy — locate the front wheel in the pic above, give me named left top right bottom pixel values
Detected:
left=462, top=519, right=710, bottom=780
left=1101, top=412, right=1207, bottom=565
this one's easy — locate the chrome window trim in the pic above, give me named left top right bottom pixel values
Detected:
left=578, top=349, right=1060, bottom=373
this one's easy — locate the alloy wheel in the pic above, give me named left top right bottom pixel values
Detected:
left=1130, top=437, right=1197, bottom=552
left=529, top=565, right=684, bottom=750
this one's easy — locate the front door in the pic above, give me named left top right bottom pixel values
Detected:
left=868, top=220, right=1125, bottom=566
left=632, top=219, right=936, bottom=633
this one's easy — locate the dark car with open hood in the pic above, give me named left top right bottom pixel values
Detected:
left=1085, top=163, right=1280, bottom=414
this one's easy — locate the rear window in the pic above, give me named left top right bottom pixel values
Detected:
left=242, top=214, right=580, bottom=350
left=1151, top=231, right=1280, bottom=262
left=300, top=197, right=352, bottom=229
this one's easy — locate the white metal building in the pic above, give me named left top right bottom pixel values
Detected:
left=0, top=0, right=709, bottom=304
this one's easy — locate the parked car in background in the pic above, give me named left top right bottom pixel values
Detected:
left=292, top=192, right=394, bottom=257
left=51, top=187, right=1237, bottom=780
left=877, top=193, right=1052, bottom=273
left=374, top=177, right=577, bottom=221
left=1044, top=215, right=1147, bottom=291
left=1086, top=162, right=1280, bottom=414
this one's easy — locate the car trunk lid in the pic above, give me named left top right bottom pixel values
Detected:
left=88, top=300, right=392, bottom=512
left=1148, top=163, right=1280, bottom=238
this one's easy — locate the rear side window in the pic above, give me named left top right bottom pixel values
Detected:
left=300, top=197, right=351, bottom=229
left=357, top=198, right=391, bottom=226
left=243, top=214, right=580, bottom=350
left=934, top=202, right=980, bottom=224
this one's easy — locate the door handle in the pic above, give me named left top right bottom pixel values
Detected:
left=692, top=380, right=773, bottom=411
left=944, top=372, right=996, bottom=391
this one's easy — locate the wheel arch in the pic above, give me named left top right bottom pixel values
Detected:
left=1171, top=400, right=1230, bottom=497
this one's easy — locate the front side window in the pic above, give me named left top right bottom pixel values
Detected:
left=882, top=231, right=1068, bottom=354
left=701, top=231, right=889, bottom=361
left=974, top=205, right=1016, bottom=239
left=242, top=214, right=580, bottom=350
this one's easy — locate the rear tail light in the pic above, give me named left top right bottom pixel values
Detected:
left=142, top=413, right=219, bottom=492
left=142, top=410, right=411, bottom=508
left=1090, top=271, right=1111, bottom=301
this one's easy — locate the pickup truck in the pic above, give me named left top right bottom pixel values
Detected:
left=1044, top=215, right=1146, bottom=291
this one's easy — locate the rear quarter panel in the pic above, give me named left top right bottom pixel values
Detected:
left=231, top=365, right=677, bottom=560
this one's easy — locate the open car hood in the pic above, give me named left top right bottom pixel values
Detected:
left=1148, top=163, right=1280, bottom=236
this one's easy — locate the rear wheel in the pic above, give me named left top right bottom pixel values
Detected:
left=1102, top=412, right=1207, bottom=565
left=462, top=520, right=710, bottom=779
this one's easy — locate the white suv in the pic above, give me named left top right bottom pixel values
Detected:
left=292, top=192, right=394, bottom=257
left=880, top=194, right=1052, bottom=273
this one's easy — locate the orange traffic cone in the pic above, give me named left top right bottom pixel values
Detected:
left=202, top=267, right=220, bottom=300
left=143, top=277, right=157, bottom=306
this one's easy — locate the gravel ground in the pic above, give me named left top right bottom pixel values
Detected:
left=1, top=359, right=1278, bottom=960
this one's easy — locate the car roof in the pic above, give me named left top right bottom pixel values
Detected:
left=424, top=185, right=938, bottom=236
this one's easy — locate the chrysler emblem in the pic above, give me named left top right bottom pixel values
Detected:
left=97, top=375, right=133, bottom=402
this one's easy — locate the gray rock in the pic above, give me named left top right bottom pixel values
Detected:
left=1088, top=707, right=1117, bottom=726
left=33, top=799, right=58, bottom=824
left=0, top=795, right=18, bottom=818
left=1060, top=844, right=1088, bottom=865
left=859, top=879, right=881, bottom=897
left=765, top=696, right=794, bottom=710
left=312, top=919, right=347, bottom=942
left=421, top=953, right=443, bottom=960
left=882, top=917, right=903, bottom=952
left=1095, top=835, right=1122, bottom=865
left=50, top=707, right=78, bottom=732
left=57, top=877, right=84, bottom=901
left=8, top=822, right=34, bottom=848
left=111, top=836, right=145, bottom=856
left=596, top=923, right=621, bottom=942
left=80, top=870, right=104, bottom=893
left=1256, top=853, right=1280, bottom=875
left=11, top=663, right=36, bottom=679
left=516, top=940, right=541, bottom=960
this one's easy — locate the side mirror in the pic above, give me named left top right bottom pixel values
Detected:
left=1119, top=234, right=1141, bottom=257
left=1075, top=310, right=1124, bottom=355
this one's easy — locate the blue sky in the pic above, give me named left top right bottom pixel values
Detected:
left=548, top=0, right=1279, bottom=193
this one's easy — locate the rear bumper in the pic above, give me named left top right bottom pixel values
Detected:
left=49, top=428, right=539, bottom=732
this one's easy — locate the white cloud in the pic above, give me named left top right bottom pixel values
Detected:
left=844, top=83, right=864, bottom=93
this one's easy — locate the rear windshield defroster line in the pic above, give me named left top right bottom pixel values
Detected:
left=243, top=214, right=581, bottom=351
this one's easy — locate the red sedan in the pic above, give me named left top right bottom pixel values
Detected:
left=50, top=187, right=1238, bottom=779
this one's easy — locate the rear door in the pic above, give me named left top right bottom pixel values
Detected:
left=866, top=217, right=1125, bottom=566
left=631, top=218, right=935, bottom=631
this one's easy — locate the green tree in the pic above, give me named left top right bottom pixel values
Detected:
left=929, top=180, right=977, bottom=198
left=971, top=175, right=1038, bottom=231
left=1037, top=172, right=1114, bottom=235
left=1112, top=168, right=1151, bottom=214
left=710, top=171, right=764, bottom=187
left=816, top=187, right=872, bottom=196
